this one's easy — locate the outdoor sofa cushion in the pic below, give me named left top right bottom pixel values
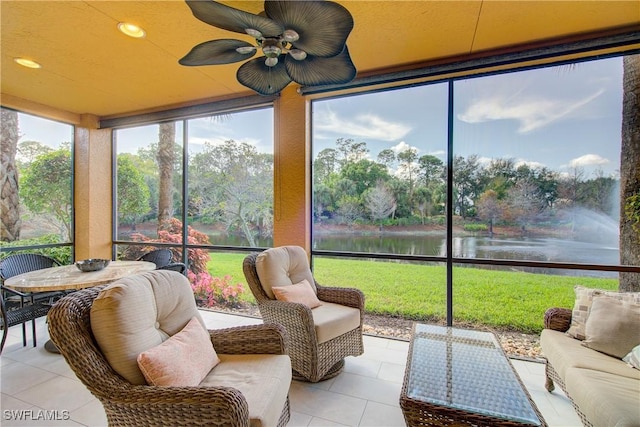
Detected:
left=200, top=354, right=292, bottom=427
left=255, top=246, right=316, bottom=299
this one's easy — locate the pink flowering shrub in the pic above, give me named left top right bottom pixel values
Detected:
left=189, top=272, right=244, bottom=308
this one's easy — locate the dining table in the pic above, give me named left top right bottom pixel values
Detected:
left=3, top=260, right=156, bottom=352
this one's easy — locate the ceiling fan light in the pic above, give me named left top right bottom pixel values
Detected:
left=246, top=28, right=263, bottom=39
left=117, top=22, right=146, bottom=38
left=289, top=49, right=307, bottom=61
left=282, top=29, right=299, bottom=43
left=236, top=46, right=256, bottom=55
left=265, top=57, right=279, bottom=67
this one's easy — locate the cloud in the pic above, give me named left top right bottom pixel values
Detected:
left=567, top=154, right=610, bottom=168
left=515, top=159, right=546, bottom=169
left=457, top=89, right=605, bottom=133
left=390, top=141, right=419, bottom=154
left=315, top=110, right=411, bottom=141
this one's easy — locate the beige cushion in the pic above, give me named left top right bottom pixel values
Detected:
left=564, top=367, right=640, bottom=427
left=272, top=279, right=322, bottom=309
left=540, top=329, right=640, bottom=380
left=90, top=270, right=204, bottom=385
left=137, top=317, right=220, bottom=387
left=200, top=354, right=292, bottom=427
left=255, top=246, right=316, bottom=299
left=312, top=302, right=361, bottom=344
left=566, top=286, right=640, bottom=340
left=582, top=296, right=640, bottom=359
left=623, top=345, right=640, bottom=370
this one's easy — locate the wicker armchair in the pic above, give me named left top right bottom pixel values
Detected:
left=243, top=246, right=365, bottom=382
left=48, top=273, right=291, bottom=427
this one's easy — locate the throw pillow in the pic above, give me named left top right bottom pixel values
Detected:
left=272, top=279, right=322, bottom=309
left=137, top=317, right=220, bottom=387
left=582, top=297, right=640, bottom=359
left=623, top=345, right=640, bottom=370
left=566, top=286, right=640, bottom=340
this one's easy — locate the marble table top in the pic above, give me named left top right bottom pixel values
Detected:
left=3, top=260, right=156, bottom=292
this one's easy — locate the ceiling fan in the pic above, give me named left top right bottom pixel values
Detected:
left=179, top=0, right=357, bottom=96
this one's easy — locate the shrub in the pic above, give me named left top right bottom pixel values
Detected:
left=463, top=223, right=488, bottom=232
left=189, top=272, right=245, bottom=308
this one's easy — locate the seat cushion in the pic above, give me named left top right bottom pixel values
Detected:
left=90, top=270, right=204, bottom=385
left=255, top=246, right=316, bottom=299
left=200, top=354, right=292, bottom=427
left=564, top=367, right=640, bottom=427
left=312, top=302, right=361, bottom=344
left=541, top=329, right=640, bottom=380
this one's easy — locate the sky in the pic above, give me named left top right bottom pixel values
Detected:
left=18, top=56, right=624, bottom=178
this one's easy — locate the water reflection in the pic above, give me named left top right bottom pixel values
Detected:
left=313, top=233, right=620, bottom=277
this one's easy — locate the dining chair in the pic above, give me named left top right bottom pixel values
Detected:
left=159, top=262, right=187, bottom=274
left=1, top=292, right=52, bottom=353
left=0, top=253, right=64, bottom=347
left=243, top=245, right=365, bottom=382
left=136, top=248, right=173, bottom=269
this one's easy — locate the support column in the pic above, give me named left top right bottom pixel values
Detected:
left=273, top=86, right=310, bottom=252
left=74, top=115, right=112, bottom=259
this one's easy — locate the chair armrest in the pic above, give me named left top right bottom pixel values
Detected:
left=316, top=284, right=365, bottom=312
left=209, top=324, right=289, bottom=355
left=108, top=385, right=250, bottom=426
left=544, top=307, right=572, bottom=332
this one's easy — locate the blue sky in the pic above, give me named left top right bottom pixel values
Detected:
left=19, top=56, right=623, bottom=178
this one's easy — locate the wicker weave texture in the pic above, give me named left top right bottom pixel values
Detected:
left=400, top=324, right=547, bottom=427
left=243, top=251, right=365, bottom=382
left=47, top=285, right=291, bottom=427
left=542, top=309, right=593, bottom=427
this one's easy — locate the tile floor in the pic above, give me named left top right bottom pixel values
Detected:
left=1, top=311, right=583, bottom=427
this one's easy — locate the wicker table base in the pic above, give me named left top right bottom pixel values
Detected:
left=400, top=324, right=547, bottom=427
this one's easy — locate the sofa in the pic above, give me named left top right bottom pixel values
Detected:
left=540, top=286, right=640, bottom=427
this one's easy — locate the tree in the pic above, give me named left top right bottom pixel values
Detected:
left=620, top=54, right=640, bottom=292
left=190, top=140, right=272, bottom=246
left=314, top=148, right=339, bottom=183
left=20, top=149, right=72, bottom=240
left=365, top=180, right=396, bottom=231
left=397, top=147, right=418, bottom=194
left=0, top=108, right=21, bottom=241
left=340, top=159, right=389, bottom=195
left=157, top=122, right=176, bottom=229
left=117, top=154, right=151, bottom=228
left=477, top=190, right=502, bottom=235
left=377, top=149, right=396, bottom=171
left=418, top=154, right=444, bottom=187
left=504, top=179, right=544, bottom=233
left=336, top=195, right=362, bottom=228
left=453, top=155, right=482, bottom=218
left=17, top=140, right=53, bottom=167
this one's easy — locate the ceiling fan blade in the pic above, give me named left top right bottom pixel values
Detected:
left=179, top=39, right=256, bottom=66
left=285, top=46, right=356, bottom=86
left=265, top=1, right=353, bottom=57
left=185, top=0, right=283, bottom=37
left=237, top=57, right=291, bottom=95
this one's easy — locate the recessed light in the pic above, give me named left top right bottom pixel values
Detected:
left=117, top=22, right=146, bottom=38
left=14, top=58, right=41, bottom=69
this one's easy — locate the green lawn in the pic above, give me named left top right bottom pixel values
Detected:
left=207, top=253, right=618, bottom=334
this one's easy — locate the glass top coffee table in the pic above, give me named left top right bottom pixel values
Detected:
left=400, top=324, right=547, bottom=426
